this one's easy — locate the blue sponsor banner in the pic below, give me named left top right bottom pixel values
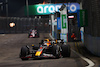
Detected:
left=57, top=17, right=61, bottom=30
left=77, top=10, right=80, bottom=27
left=54, top=32, right=57, bottom=39
left=67, top=3, right=80, bottom=13
left=81, top=31, right=84, bottom=43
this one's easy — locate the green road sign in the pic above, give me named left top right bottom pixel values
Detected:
left=62, top=14, right=67, bottom=29
left=80, top=10, right=88, bottom=27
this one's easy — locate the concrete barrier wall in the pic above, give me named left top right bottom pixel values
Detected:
left=84, top=34, right=100, bottom=56
left=83, top=0, right=100, bottom=56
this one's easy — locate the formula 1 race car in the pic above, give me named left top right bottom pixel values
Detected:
left=28, top=29, right=39, bottom=38
left=19, top=39, right=71, bottom=60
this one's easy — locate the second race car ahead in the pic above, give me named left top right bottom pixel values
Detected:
left=19, top=39, right=71, bottom=60
left=28, top=29, right=39, bottom=38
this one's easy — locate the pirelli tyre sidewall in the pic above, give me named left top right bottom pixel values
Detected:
left=61, top=44, right=71, bottom=57
left=52, top=45, right=60, bottom=59
left=20, top=46, right=30, bottom=60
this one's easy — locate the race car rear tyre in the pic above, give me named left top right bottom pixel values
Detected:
left=36, top=33, right=39, bottom=38
left=20, top=46, right=30, bottom=60
left=28, top=34, right=31, bottom=38
left=52, top=45, right=60, bottom=59
left=61, top=44, right=71, bottom=57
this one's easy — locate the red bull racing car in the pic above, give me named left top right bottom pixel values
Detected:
left=19, top=39, right=71, bottom=60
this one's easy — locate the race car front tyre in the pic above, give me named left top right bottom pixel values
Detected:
left=20, top=46, right=30, bottom=60
left=61, top=44, right=71, bottom=57
left=52, top=45, right=60, bottom=59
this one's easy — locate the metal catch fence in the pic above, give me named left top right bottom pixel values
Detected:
left=0, top=17, right=50, bottom=34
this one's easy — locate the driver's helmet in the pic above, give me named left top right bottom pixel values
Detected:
left=43, top=39, right=51, bottom=46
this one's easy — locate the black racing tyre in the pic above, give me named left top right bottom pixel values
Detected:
left=61, top=44, right=71, bottom=57
left=20, top=46, right=30, bottom=60
left=37, top=33, right=39, bottom=37
left=28, top=34, right=30, bottom=38
left=35, top=31, right=39, bottom=38
left=52, top=45, right=60, bottom=59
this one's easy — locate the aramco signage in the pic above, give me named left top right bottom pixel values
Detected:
left=25, top=3, right=80, bottom=15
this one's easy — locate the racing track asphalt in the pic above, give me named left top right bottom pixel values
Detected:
left=0, top=33, right=88, bottom=67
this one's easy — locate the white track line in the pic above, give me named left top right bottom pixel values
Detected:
left=0, top=34, right=5, bottom=36
left=49, top=33, right=55, bottom=40
left=71, top=49, right=95, bottom=67
left=49, top=33, right=95, bottom=67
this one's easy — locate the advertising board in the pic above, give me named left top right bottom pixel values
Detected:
left=25, top=3, right=80, bottom=15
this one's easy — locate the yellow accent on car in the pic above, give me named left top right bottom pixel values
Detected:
left=32, top=44, right=34, bottom=46
left=35, top=51, right=42, bottom=56
left=54, top=44, right=56, bottom=45
left=47, top=43, right=50, bottom=46
left=45, top=39, right=50, bottom=42
left=56, top=40, right=57, bottom=43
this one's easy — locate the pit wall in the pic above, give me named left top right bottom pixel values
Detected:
left=84, top=34, right=100, bottom=56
